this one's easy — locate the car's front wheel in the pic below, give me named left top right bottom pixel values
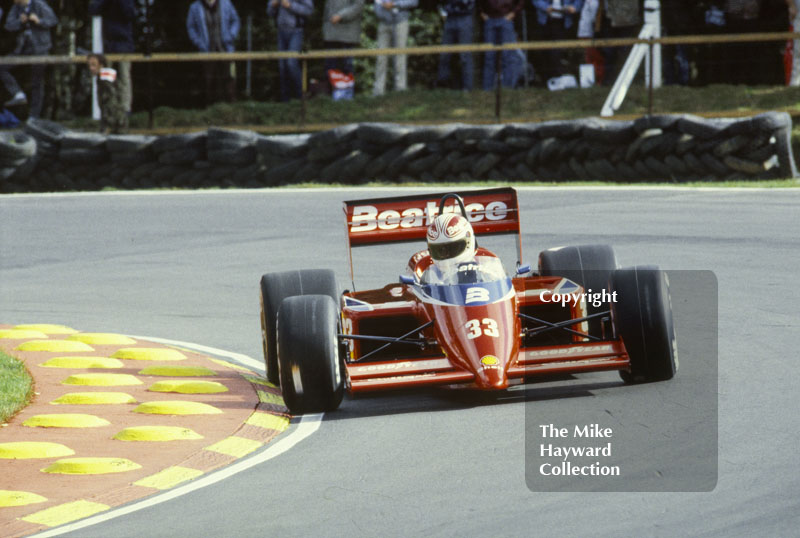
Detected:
left=260, top=269, right=338, bottom=385
left=610, top=266, right=678, bottom=383
left=538, top=244, right=618, bottom=338
left=276, top=294, right=344, bottom=414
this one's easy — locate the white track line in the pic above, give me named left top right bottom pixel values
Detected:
left=125, top=335, right=264, bottom=372
left=2, top=185, right=798, bottom=200
left=32, top=338, right=321, bottom=538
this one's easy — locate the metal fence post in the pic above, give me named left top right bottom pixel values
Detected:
left=144, top=0, right=154, bottom=129
left=495, top=46, right=502, bottom=122
left=301, top=57, right=307, bottom=127
left=91, top=16, right=102, bottom=121
left=648, top=36, right=654, bottom=115
left=246, top=15, right=252, bottom=99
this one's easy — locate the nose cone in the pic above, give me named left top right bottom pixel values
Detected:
left=429, top=300, right=519, bottom=390
left=474, top=354, right=509, bottom=389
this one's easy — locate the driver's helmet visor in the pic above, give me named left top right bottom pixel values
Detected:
left=429, top=238, right=468, bottom=261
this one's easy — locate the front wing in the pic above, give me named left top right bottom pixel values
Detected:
left=345, top=341, right=629, bottom=392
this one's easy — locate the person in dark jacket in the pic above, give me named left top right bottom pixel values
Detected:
left=660, top=0, right=690, bottom=85
left=186, top=0, right=240, bottom=106
left=693, top=0, right=726, bottom=85
left=595, top=0, right=642, bottom=85
left=758, top=0, right=792, bottom=85
left=87, top=53, right=127, bottom=134
left=187, top=0, right=241, bottom=52
left=268, top=0, right=313, bottom=101
left=88, top=0, right=136, bottom=114
left=437, top=0, right=476, bottom=90
left=723, top=0, right=761, bottom=84
left=479, top=0, right=523, bottom=89
left=186, top=0, right=241, bottom=105
left=532, top=0, right=583, bottom=81
left=4, top=0, right=58, bottom=118
left=322, top=0, right=363, bottom=78
left=0, top=7, right=27, bottom=108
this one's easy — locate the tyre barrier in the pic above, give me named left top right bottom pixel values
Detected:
left=0, top=112, right=796, bottom=193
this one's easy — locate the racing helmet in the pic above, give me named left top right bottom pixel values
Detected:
left=426, top=213, right=476, bottom=267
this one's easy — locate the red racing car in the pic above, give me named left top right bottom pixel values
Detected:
left=260, top=188, right=677, bottom=414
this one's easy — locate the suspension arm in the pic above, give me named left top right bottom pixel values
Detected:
left=342, top=320, right=435, bottom=363
left=519, top=310, right=611, bottom=342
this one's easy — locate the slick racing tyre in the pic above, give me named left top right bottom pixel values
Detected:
left=276, top=295, right=344, bottom=414
left=610, top=266, right=677, bottom=383
left=259, top=269, right=339, bottom=385
left=538, top=244, right=618, bottom=339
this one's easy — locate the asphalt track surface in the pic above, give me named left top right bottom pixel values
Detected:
left=1, top=187, right=798, bottom=537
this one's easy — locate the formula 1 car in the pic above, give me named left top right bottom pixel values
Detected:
left=259, top=188, right=677, bottom=414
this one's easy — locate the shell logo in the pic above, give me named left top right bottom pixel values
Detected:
left=481, top=355, right=499, bottom=366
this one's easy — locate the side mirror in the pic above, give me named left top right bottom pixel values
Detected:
left=399, top=274, right=416, bottom=285
left=516, top=264, right=531, bottom=276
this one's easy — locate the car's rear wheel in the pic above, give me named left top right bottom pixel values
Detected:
left=538, top=244, right=618, bottom=338
left=610, top=266, right=677, bottom=383
left=277, top=295, right=344, bottom=414
left=260, top=269, right=338, bottom=385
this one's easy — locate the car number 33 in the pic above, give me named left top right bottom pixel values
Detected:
left=465, top=318, right=499, bottom=339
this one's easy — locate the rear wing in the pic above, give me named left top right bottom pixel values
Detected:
left=343, top=188, right=522, bottom=284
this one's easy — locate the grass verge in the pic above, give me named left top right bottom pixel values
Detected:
left=284, top=179, right=800, bottom=188
left=0, top=350, right=34, bottom=424
left=63, top=84, right=800, bottom=133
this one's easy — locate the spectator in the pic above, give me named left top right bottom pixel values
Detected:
left=479, top=0, right=524, bottom=90
left=595, top=0, right=642, bottom=85
left=722, top=0, right=790, bottom=85
left=759, top=0, right=791, bottom=85
left=0, top=66, right=26, bottom=108
left=660, top=0, right=691, bottom=85
left=723, top=0, right=760, bottom=84
left=322, top=0, right=364, bottom=81
left=694, top=0, right=727, bottom=85
left=532, top=0, right=583, bottom=81
left=577, top=0, right=604, bottom=84
left=268, top=0, right=313, bottom=101
left=0, top=8, right=27, bottom=108
left=186, top=0, right=241, bottom=105
left=577, top=0, right=598, bottom=38
left=87, top=53, right=127, bottom=134
left=436, top=0, right=475, bottom=91
left=88, top=0, right=136, bottom=115
left=373, top=0, right=419, bottom=96
left=4, top=0, right=57, bottom=119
